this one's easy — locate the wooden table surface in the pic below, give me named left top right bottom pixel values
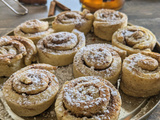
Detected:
left=0, top=0, right=160, bottom=119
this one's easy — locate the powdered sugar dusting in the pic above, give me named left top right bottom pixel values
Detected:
left=124, top=53, right=160, bottom=74
left=94, top=9, right=125, bottom=25
left=0, top=45, right=17, bottom=56
left=73, top=44, right=121, bottom=84
left=62, top=77, right=111, bottom=117
left=115, top=26, right=156, bottom=51
left=54, top=76, right=121, bottom=119
left=57, top=11, right=86, bottom=24
left=2, top=64, right=59, bottom=109
left=83, top=47, right=113, bottom=70
left=12, top=69, right=51, bottom=95
left=0, top=30, right=157, bottom=120
left=99, top=11, right=122, bottom=21
left=55, top=64, right=74, bottom=88
left=37, top=29, right=85, bottom=55
left=44, top=32, right=78, bottom=50
left=20, top=19, right=49, bottom=34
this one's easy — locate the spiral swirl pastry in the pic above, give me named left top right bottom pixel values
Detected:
left=37, top=29, right=85, bottom=66
left=52, top=9, right=94, bottom=35
left=14, top=19, right=54, bottom=44
left=55, top=76, right=121, bottom=120
left=93, top=9, right=128, bottom=41
left=120, top=52, right=160, bottom=97
left=2, top=64, right=59, bottom=116
left=73, top=44, right=126, bottom=84
left=112, top=26, right=157, bottom=55
left=0, top=36, right=37, bottom=77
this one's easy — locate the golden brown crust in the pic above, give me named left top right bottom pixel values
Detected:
left=2, top=64, right=59, bottom=116
left=37, top=29, right=85, bottom=66
left=120, top=52, right=160, bottom=97
left=0, top=36, right=37, bottom=77
left=55, top=76, right=121, bottom=120
left=112, top=26, right=157, bottom=55
left=52, top=9, right=94, bottom=35
left=73, top=44, right=124, bottom=84
left=14, top=19, right=54, bottom=44
left=93, top=9, right=128, bottom=41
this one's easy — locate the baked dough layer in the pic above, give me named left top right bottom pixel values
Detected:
left=0, top=36, right=37, bottom=77
left=121, top=52, right=160, bottom=97
left=55, top=76, right=121, bottom=120
left=37, top=29, right=85, bottom=66
left=52, top=9, right=94, bottom=35
left=14, top=19, right=54, bottom=44
left=93, top=9, right=128, bottom=41
left=73, top=44, right=125, bottom=84
left=112, top=26, right=156, bottom=55
left=3, top=64, right=59, bottom=116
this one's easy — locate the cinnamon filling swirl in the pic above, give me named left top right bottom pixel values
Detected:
left=98, top=10, right=122, bottom=22
left=127, top=53, right=160, bottom=73
left=121, top=52, right=160, bottom=97
left=20, top=19, right=49, bottom=34
left=57, top=12, right=86, bottom=24
left=3, top=64, right=59, bottom=116
left=83, top=48, right=113, bottom=70
left=93, top=9, right=128, bottom=41
left=43, top=32, right=78, bottom=50
left=37, top=29, right=85, bottom=66
left=137, top=57, right=158, bottom=71
left=73, top=44, right=121, bottom=84
left=55, top=76, right=122, bottom=120
left=0, top=37, right=27, bottom=64
left=14, top=19, right=54, bottom=44
left=12, top=69, right=52, bottom=95
left=0, top=45, right=17, bottom=56
left=63, top=80, right=110, bottom=117
left=117, top=28, right=150, bottom=48
left=112, top=26, right=157, bottom=55
left=0, top=36, right=37, bottom=77
left=52, top=9, right=94, bottom=35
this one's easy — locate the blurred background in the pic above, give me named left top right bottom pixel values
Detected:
left=0, top=0, right=160, bottom=43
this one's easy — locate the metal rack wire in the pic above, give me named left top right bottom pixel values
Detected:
left=1, top=0, right=28, bottom=15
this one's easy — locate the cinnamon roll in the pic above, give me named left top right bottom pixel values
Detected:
left=73, top=44, right=126, bottom=84
left=55, top=76, right=121, bottom=120
left=93, top=9, right=128, bottom=41
left=112, top=26, right=157, bottom=55
left=52, top=9, right=94, bottom=35
left=0, top=36, right=37, bottom=77
left=121, top=52, right=160, bottom=97
left=14, top=19, right=54, bottom=44
left=37, top=29, right=85, bottom=66
left=2, top=64, right=59, bottom=116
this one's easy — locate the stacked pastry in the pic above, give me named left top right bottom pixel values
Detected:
left=0, top=8, right=159, bottom=120
left=3, top=64, right=59, bottom=116
left=0, top=36, right=37, bottom=77
left=93, top=9, right=128, bottom=41
left=52, top=9, right=94, bottom=35
left=112, top=26, right=157, bottom=55
left=14, top=19, right=54, bottom=44
left=121, top=52, right=160, bottom=97
left=73, top=43, right=126, bottom=84
left=37, top=29, right=85, bottom=66
left=55, top=76, right=121, bottom=120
